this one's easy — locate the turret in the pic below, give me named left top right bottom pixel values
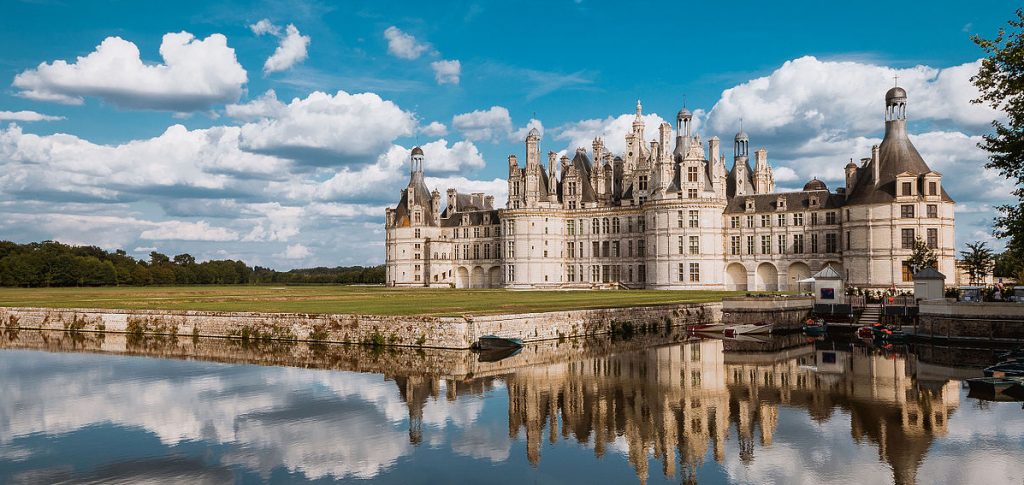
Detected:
left=845, top=159, right=859, bottom=198
left=431, top=189, right=441, bottom=225
left=447, top=188, right=457, bottom=212
left=753, top=148, right=774, bottom=194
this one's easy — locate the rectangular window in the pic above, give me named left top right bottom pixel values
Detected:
left=811, top=212, right=819, bottom=226
left=901, top=204, right=915, bottom=218
left=825, top=233, right=837, bottom=253
left=638, top=240, right=646, bottom=256
left=901, top=228, right=915, bottom=249
left=678, top=236, right=685, bottom=255
left=627, top=217, right=634, bottom=233
left=602, top=218, right=609, bottom=234
left=568, top=242, right=575, bottom=258
left=730, top=216, right=740, bottom=229
left=689, top=235, right=699, bottom=255
left=677, top=210, right=684, bottom=229
left=826, top=211, right=836, bottom=225
left=777, top=214, right=786, bottom=227
left=638, top=217, right=646, bottom=232
left=902, top=181, right=913, bottom=196
left=567, top=220, right=575, bottom=235
left=730, top=236, right=740, bottom=255
left=567, top=265, right=575, bottom=282
left=474, top=227, right=480, bottom=238
left=761, top=214, right=771, bottom=227
left=761, top=235, right=771, bottom=254
left=638, top=176, right=648, bottom=191
left=507, top=265, right=515, bottom=282
left=929, top=181, right=937, bottom=196
left=927, top=228, right=938, bottom=249
left=689, top=263, right=700, bottom=282
left=778, top=235, right=787, bottom=254
left=592, top=218, right=600, bottom=234
left=794, top=213, right=804, bottom=226
left=612, top=241, right=620, bottom=257
left=811, top=234, right=819, bottom=253
left=688, top=188, right=698, bottom=199
left=845, top=231, right=851, bottom=250
left=612, top=218, right=620, bottom=233
left=473, top=244, right=480, bottom=259
left=927, top=204, right=938, bottom=218
left=592, top=241, right=600, bottom=258
left=638, top=264, right=646, bottom=283
left=678, top=263, right=686, bottom=282
left=689, top=210, right=699, bottom=228
left=602, top=241, right=610, bottom=258
left=484, top=244, right=491, bottom=259
left=746, top=216, right=754, bottom=228
left=902, top=261, right=913, bottom=282
left=628, top=240, right=633, bottom=257
left=687, top=166, right=698, bottom=182
left=794, top=234, right=804, bottom=253
left=747, top=236, right=755, bottom=255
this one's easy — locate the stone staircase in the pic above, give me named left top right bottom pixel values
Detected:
left=858, top=304, right=882, bottom=326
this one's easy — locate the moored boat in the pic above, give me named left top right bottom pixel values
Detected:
left=802, top=318, right=827, bottom=337
left=475, top=335, right=524, bottom=350
left=966, top=376, right=1024, bottom=401
left=983, top=361, right=1024, bottom=378
left=723, top=323, right=773, bottom=337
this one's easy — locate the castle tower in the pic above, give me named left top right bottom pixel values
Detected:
left=752, top=148, right=774, bottom=194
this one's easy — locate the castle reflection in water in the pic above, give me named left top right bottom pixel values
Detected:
left=394, top=337, right=959, bottom=485
left=0, top=329, right=987, bottom=484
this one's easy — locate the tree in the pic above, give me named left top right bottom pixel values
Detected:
left=907, top=237, right=938, bottom=274
left=972, top=9, right=1024, bottom=257
left=960, top=241, right=996, bottom=284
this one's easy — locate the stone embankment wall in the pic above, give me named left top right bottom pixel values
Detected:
left=0, top=303, right=721, bottom=350
left=917, top=299, right=1024, bottom=342
left=720, top=296, right=813, bottom=329
left=0, top=327, right=694, bottom=380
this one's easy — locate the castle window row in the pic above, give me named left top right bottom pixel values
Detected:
left=566, top=264, right=648, bottom=284
left=728, top=233, right=840, bottom=255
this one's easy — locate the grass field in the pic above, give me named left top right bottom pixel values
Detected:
left=0, top=286, right=744, bottom=316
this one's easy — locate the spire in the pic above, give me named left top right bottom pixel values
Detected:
left=636, top=99, right=642, bottom=117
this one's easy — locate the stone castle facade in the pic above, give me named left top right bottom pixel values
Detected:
left=385, top=86, right=956, bottom=290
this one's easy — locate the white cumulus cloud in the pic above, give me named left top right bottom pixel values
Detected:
left=249, top=18, right=281, bottom=36
left=139, top=220, right=239, bottom=241
left=236, top=90, right=416, bottom=165
left=419, top=121, right=448, bottom=137
left=452, top=106, right=512, bottom=142
left=12, top=32, right=247, bottom=111
left=383, top=26, right=431, bottom=60
left=262, top=24, right=311, bottom=75
left=510, top=118, right=544, bottom=142
left=277, top=243, right=311, bottom=259
left=431, top=59, right=461, bottom=85
left=0, top=110, right=64, bottom=122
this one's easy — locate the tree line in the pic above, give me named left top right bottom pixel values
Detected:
left=0, top=240, right=384, bottom=287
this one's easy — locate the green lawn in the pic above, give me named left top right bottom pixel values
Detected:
left=0, top=286, right=742, bottom=316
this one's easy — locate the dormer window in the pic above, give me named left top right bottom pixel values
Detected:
left=901, top=182, right=912, bottom=196
left=483, top=214, right=491, bottom=225
left=462, top=214, right=470, bottom=225
left=809, top=196, right=819, bottom=208
left=414, top=211, right=422, bottom=224
left=745, top=199, right=755, bottom=212
left=777, top=197, right=787, bottom=211
left=928, top=181, right=937, bottom=196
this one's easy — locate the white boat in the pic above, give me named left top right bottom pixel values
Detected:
left=723, top=323, right=773, bottom=336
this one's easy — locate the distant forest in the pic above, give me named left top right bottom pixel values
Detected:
left=0, top=240, right=384, bottom=287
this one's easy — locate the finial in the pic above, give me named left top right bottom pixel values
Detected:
left=636, top=99, right=642, bottom=116
left=893, top=74, right=899, bottom=87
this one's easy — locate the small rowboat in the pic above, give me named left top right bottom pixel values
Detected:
left=802, top=318, right=827, bottom=337
left=474, top=335, right=523, bottom=350
left=967, top=376, right=1024, bottom=401
left=984, top=361, right=1024, bottom=378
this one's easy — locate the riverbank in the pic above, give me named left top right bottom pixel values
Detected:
left=0, top=286, right=742, bottom=316
left=0, top=302, right=722, bottom=349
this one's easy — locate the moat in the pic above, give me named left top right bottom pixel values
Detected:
left=0, top=329, right=1022, bottom=484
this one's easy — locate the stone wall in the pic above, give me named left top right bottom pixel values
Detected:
left=720, top=296, right=813, bottom=329
left=0, top=327, right=694, bottom=380
left=0, top=303, right=721, bottom=350
left=917, top=299, right=1024, bottom=342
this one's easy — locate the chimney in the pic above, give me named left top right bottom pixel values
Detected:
left=871, top=145, right=880, bottom=186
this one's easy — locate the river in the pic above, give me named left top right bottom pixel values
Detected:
left=0, top=329, right=1022, bottom=484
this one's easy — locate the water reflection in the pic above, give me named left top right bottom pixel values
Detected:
left=0, top=329, right=1022, bottom=484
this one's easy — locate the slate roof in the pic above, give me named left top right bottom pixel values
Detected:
left=845, top=120, right=954, bottom=205
left=913, top=267, right=946, bottom=280
left=724, top=189, right=845, bottom=213
left=394, top=173, right=435, bottom=226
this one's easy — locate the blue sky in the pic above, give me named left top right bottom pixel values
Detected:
left=0, top=0, right=1017, bottom=268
